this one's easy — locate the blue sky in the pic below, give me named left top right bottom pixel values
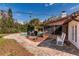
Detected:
left=0, top=3, right=79, bottom=23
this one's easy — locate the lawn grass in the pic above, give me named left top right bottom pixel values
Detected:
left=0, top=37, right=33, bottom=56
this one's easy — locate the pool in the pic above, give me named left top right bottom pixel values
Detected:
left=20, top=33, right=28, bottom=37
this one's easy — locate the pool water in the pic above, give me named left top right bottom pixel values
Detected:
left=20, top=33, right=28, bottom=36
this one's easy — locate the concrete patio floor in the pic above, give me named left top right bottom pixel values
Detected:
left=38, top=39, right=79, bottom=56
left=3, top=33, right=79, bottom=56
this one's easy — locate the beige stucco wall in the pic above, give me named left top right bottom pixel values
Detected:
left=68, top=20, right=79, bottom=49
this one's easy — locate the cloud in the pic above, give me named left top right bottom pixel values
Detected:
left=70, top=5, right=79, bottom=11
left=16, top=14, right=22, bottom=17
left=44, top=3, right=55, bottom=7
left=0, top=5, right=8, bottom=10
left=49, top=3, right=55, bottom=5
left=17, top=20, right=24, bottom=24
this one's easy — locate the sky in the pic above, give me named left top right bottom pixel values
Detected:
left=0, top=3, right=79, bottom=24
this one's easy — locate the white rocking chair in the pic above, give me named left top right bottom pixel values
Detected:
left=56, top=32, right=66, bottom=46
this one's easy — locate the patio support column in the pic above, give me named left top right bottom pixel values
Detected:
left=62, top=25, right=63, bottom=33
left=43, top=26, right=44, bottom=33
left=54, top=25, right=55, bottom=35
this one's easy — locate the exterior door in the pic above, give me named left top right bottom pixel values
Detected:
left=72, top=25, right=77, bottom=42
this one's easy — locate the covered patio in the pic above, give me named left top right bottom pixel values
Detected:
left=44, top=17, right=69, bottom=43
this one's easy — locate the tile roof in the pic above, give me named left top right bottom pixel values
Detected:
left=45, top=11, right=79, bottom=26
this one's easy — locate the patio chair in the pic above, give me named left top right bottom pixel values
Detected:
left=37, top=31, right=43, bottom=37
left=56, top=32, right=66, bottom=46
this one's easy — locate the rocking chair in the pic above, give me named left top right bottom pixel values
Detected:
left=56, top=32, right=66, bottom=46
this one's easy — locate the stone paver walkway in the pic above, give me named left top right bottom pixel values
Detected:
left=3, top=33, right=76, bottom=56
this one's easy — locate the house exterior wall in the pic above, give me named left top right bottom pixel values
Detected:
left=77, top=24, right=79, bottom=49
left=68, top=20, right=79, bottom=49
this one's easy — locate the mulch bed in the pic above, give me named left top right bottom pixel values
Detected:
left=26, top=35, right=48, bottom=42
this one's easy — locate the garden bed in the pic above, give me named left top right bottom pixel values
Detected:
left=26, top=35, right=48, bottom=42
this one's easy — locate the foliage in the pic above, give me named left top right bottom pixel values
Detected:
left=29, top=18, right=40, bottom=26
left=0, top=9, right=48, bottom=34
left=21, top=18, right=46, bottom=32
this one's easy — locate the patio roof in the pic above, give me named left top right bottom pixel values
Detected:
left=46, top=11, right=79, bottom=26
left=48, top=19, right=66, bottom=25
